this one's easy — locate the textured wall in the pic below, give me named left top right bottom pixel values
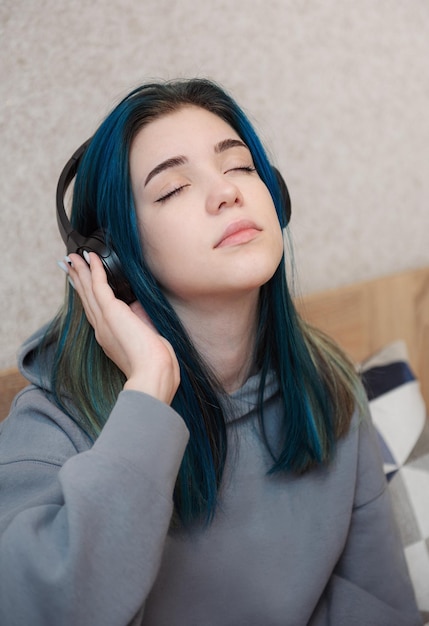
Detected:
left=1, top=0, right=428, bottom=369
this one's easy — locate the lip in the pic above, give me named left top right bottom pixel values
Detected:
left=214, top=219, right=262, bottom=248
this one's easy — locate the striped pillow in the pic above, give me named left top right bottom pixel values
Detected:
left=360, top=341, right=429, bottom=621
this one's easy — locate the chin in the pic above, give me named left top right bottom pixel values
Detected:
left=241, top=249, right=282, bottom=283
left=230, top=265, right=280, bottom=294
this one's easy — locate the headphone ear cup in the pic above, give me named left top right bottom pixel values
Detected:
left=76, top=231, right=135, bottom=304
left=57, top=141, right=135, bottom=305
left=272, top=167, right=291, bottom=226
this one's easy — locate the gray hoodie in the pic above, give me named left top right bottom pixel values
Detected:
left=0, top=327, right=422, bottom=625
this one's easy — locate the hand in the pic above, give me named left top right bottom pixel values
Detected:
left=67, top=252, right=180, bottom=404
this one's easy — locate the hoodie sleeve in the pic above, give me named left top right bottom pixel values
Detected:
left=310, top=416, right=422, bottom=626
left=0, top=388, right=189, bottom=626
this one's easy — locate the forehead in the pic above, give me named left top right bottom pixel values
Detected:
left=130, top=106, right=242, bottom=167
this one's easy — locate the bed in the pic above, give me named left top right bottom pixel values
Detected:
left=1, top=265, right=428, bottom=617
left=297, top=265, right=429, bottom=410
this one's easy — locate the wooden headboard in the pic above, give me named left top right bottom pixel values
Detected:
left=0, top=368, right=27, bottom=422
left=297, top=266, right=429, bottom=410
left=1, top=266, right=428, bottom=421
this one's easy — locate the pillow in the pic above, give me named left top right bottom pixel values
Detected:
left=360, top=341, right=429, bottom=621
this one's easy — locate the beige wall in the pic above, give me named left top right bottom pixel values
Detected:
left=1, top=0, right=428, bottom=369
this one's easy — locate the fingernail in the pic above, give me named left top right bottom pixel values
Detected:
left=68, top=276, right=75, bottom=289
left=83, top=250, right=91, bottom=265
left=64, top=255, right=73, bottom=267
left=57, top=260, right=70, bottom=275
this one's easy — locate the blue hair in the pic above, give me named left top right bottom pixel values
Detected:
left=48, top=79, right=357, bottom=526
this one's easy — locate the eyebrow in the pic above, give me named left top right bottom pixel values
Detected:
left=144, top=156, right=187, bottom=187
left=143, top=138, right=249, bottom=187
left=214, top=138, right=248, bottom=154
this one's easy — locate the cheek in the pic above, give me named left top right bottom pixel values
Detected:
left=266, top=205, right=285, bottom=259
left=138, top=219, right=166, bottom=276
left=138, top=218, right=194, bottom=285
left=268, top=227, right=285, bottom=275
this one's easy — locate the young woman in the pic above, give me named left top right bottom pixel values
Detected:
left=0, top=79, right=421, bottom=625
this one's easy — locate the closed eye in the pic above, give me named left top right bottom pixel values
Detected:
left=155, top=166, right=255, bottom=202
left=226, top=165, right=256, bottom=174
left=156, top=184, right=189, bottom=203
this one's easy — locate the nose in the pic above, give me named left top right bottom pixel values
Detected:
left=205, top=174, right=243, bottom=214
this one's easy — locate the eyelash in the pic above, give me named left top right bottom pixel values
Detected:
left=155, top=165, right=256, bottom=203
left=229, top=165, right=256, bottom=173
left=156, top=186, right=187, bottom=203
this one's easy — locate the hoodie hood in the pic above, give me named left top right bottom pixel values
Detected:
left=18, top=323, right=55, bottom=392
left=224, top=369, right=279, bottom=423
left=17, top=323, right=280, bottom=426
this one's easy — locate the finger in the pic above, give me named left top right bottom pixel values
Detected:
left=74, top=253, right=139, bottom=342
left=68, top=253, right=103, bottom=325
left=67, top=254, right=90, bottom=298
left=83, top=252, right=120, bottom=309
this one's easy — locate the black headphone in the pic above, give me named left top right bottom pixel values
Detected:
left=56, top=142, right=291, bottom=305
left=272, top=167, right=292, bottom=226
left=56, top=140, right=135, bottom=304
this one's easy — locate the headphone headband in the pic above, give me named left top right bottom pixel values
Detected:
left=56, top=140, right=92, bottom=252
left=56, top=140, right=135, bottom=304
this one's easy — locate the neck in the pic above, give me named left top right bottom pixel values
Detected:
left=171, top=291, right=260, bottom=394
